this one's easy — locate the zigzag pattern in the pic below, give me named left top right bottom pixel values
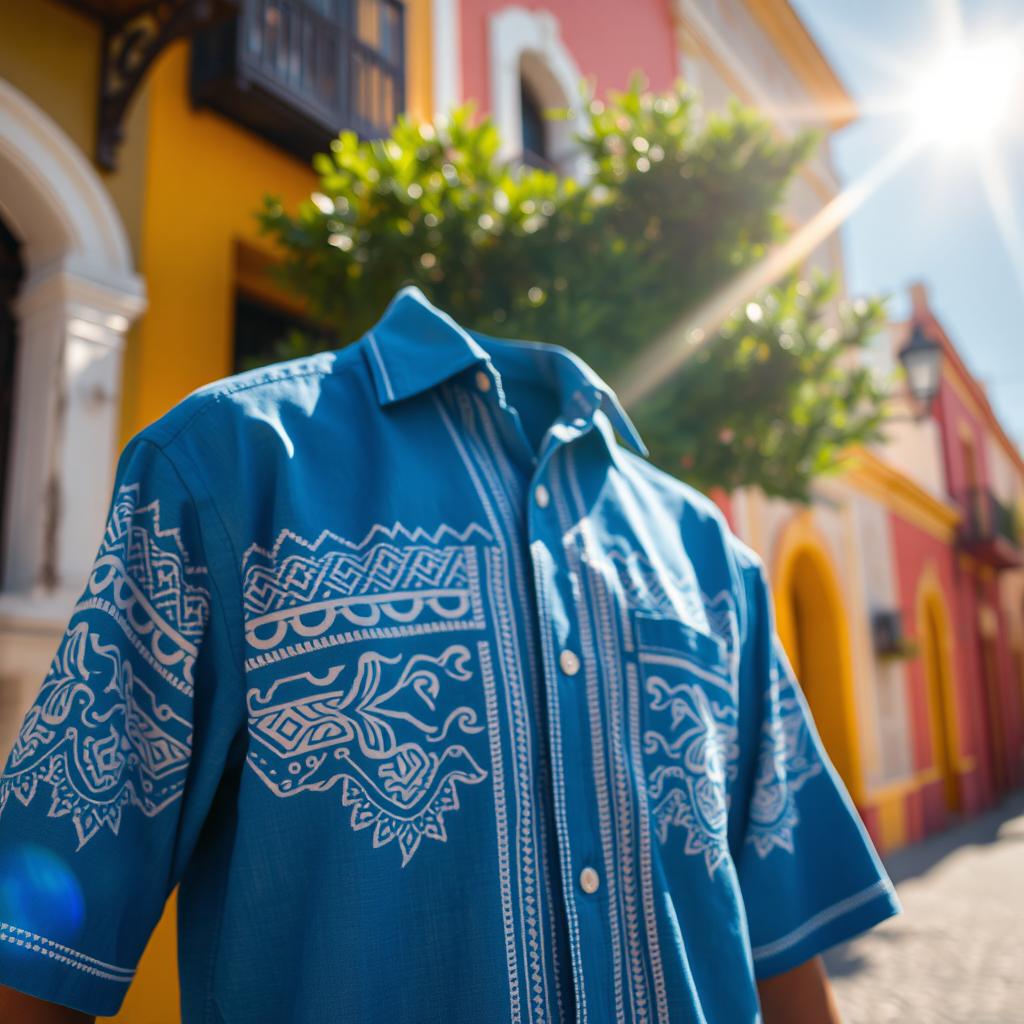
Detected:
left=242, top=522, right=492, bottom=618
left=244, top=545, right=467, bottom=617
left=102, top=484, right=210, bottom=641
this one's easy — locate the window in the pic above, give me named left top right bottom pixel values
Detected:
left=233, top=291, right=337, bottom=373
left=488, top=9, right=587, bottom=180
left=520, top=76, right=548, bottom=168
left=191, top=0, right=405, bottom=162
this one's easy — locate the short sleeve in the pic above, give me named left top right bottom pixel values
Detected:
left=732, top=557, right=901, bottom=980
left=0, top=436, right=243, bottom=1016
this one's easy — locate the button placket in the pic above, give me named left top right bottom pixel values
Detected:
left=532, top=441, right=619, bottom=1022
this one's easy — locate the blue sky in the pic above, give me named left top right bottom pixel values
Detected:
left=790, top=0, right=1024, bottom=447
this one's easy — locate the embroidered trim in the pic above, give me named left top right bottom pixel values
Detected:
left=444, top=387, right=556, bottom=1024
left=744, top=646, right=824, bottom=859
left=750, top=879, right=895, bottom=961
left=246, top=643, right=488, bottom=866
left=0, top=922, right=135, bottom=982
left=625, top=662, right=672, bottom=1022
left=241, top=523, right=492, bottom=670
left=638, top=651, right=740, bottom=879
left=617, top=546, right=823, bottom=869
left=467, top=393, right=567, bottom=1022
left=609, top=548, right=741, bottom=684
left=478, top=638, right=522, bottom=1022
left=90, top=482, right=209, bottom=695
left=567, top=449, right=668, bottom=1024
left=0, top=481, right=205, bottom=849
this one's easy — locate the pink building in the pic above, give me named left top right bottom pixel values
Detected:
left=910, top=285, right=1024, bottom=807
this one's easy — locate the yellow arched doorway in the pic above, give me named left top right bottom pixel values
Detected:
left=917, top=575, right=961, bottom=812
left=773, top=516, right=863, bottom=801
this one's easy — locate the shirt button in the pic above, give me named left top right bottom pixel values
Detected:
left=559, top=649, right=580, bottom=676
left=475, top=369, right=492, bottom=392
left=579, top=867, right=600, bottom=894
left=534, top=483, right=550, bottom=508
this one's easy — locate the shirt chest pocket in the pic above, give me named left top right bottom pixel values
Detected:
left=632, top=609, right=740, bottom=874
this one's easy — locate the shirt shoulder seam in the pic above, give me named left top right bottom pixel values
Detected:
left=158, top=362, right=335, bottom=447
left=131, top=437, right=248, bottom=689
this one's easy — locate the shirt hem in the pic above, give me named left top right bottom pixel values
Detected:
left=750, top=879, right=902, bottom=979
left=0, top=933, right=131, bottom=1017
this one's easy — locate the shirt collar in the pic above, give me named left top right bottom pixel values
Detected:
left=363, top=285, right=649, bottom=458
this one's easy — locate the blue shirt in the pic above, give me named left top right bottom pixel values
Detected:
left=0, top=285, right=898, bottom=1022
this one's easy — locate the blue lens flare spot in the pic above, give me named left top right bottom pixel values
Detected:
left=0, top=844, right=85, bottom=946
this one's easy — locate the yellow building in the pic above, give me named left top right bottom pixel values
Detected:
left=0, top=1, right=430, bottom=1018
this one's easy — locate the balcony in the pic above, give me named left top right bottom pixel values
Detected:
left=956, top=486, right=1022, bottom=569
left=190, top=0, right=405, bottom=163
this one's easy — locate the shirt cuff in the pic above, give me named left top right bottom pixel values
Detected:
left=0, top=920, right=135, bottom=1017
left=750, top=879, right=902, bottom=979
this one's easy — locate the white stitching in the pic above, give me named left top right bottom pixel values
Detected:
left=466, top=392, right=559, bottom=1024
left=367, top=331, right=395, bottom=401
left=0, top=922, right=135, bottom=981
left=479, top=637, right=521, bottom=1020
left=750, top=879, right=895, bottom=962
left=433, top=388, right=539, bottom=1022
left=469, top=393, right=567, bottom=1022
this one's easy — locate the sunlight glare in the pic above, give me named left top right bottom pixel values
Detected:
left=912, top=40, right=1021, bottom=147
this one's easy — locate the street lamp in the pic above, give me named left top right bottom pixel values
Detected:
left=897, top=322, right=943, bottom=419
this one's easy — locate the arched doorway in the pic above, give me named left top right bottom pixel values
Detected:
left=785, top=550, right=858, bottom=790
left=919, top=587, right=961, bottom=811
left=0, top=77, right=145, bottom=595
left=0, top=216, right=24, bottom=586
left=773, top=519, right=862, bottom=800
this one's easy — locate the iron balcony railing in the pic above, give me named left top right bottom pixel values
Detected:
left=957, top=486, right=1021, bottom=555
left=191, top=0, right=405, bottom=162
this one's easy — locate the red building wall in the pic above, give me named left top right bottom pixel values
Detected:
left=930, top=347, right=1024, bottom=804
left=459, top=0, right=680, bottom=113
left=889, top=512, right=985, bottom=841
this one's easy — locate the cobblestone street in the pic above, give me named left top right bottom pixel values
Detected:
left=824, top=789, right=1024, bottom=1023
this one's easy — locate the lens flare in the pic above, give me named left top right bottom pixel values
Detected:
left=912, top=40, right=1021, bottom=147
left=0, top=844, right=86, bottom=948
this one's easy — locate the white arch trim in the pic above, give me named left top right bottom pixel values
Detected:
left=488, top=6, right=589, bottom=178
left=0, top=78, right=140, bottom=287
left=0, top=78, right=146, bottom=615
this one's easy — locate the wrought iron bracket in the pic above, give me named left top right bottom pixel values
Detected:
left=96, top=0, right=235, bottom=171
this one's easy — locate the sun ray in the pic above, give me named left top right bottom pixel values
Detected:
left=615, top=3, right=1024, bottom=410
left=615, top=131, right=927, bottom=408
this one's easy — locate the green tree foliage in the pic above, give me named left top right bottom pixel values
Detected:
left=255, top=74, right=892, bottom=501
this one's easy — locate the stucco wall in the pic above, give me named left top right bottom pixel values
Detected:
left=849, top=490, right=909, bottom=786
